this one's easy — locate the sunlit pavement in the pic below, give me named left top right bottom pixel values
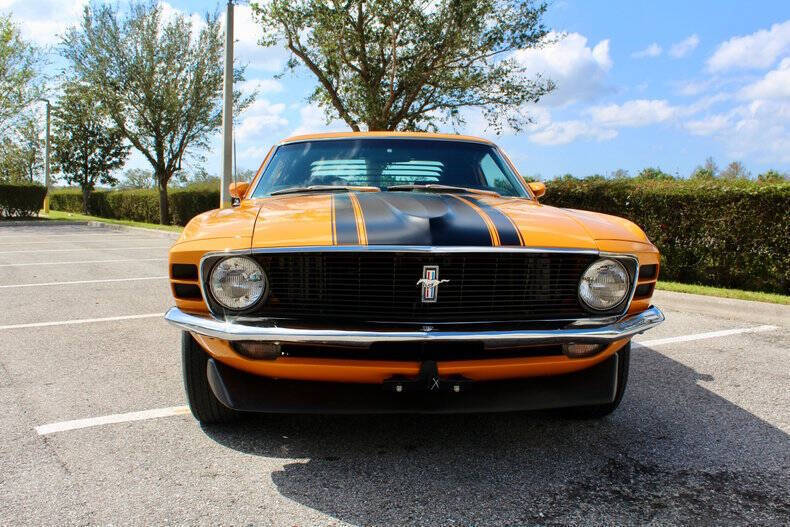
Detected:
left=1, top=223, right=788, bottom=525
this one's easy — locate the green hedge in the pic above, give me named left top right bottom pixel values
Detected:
left=542, top=179, right=790, bottom=294
left=0, top=184, right=47, bottom=218
left=49, top=187, right=220, bottom=226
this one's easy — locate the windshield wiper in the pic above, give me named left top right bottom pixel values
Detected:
left=271, top=185, right=380, bottom=196
left=386, top=184, right=500, bottom=197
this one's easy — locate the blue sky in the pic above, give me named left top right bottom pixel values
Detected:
left=6, top=0, right=790, bottom=180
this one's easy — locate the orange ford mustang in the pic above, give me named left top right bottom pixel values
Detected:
left=165, top=132, right=664, bottom=424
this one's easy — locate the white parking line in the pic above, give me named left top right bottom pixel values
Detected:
left=0, top=313, right=163, bottom=331
left=36, top=406, right=190, bottom=435
left=0, top=258, right=166, bottom=267
left=32, top=324, right=782, bottom=435
left=0, top=276, right=168, bottom=289
left=0, top=238, right=157, bottom=246
left=0, top=246, right=170, bottom=254
left=635, top=325, right=779, bottom=347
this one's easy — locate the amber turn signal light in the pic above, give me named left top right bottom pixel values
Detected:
left=233, top=341, right=282, bottom=360
left=562, top=343, right=602, bottom=358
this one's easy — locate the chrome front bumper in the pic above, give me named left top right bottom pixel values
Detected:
left=164, top=306, right=664, bottom=348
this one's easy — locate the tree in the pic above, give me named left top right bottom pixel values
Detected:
left=757, top=169, right=788, bottom=183
left=252, top=0, right=554, bottom=133
left=51, top=81, right=130, bottom=213
left=62, top=2, right=253, bottom=223
left=719, top=161, right=750, bottom=180
left=690, top=156, right=718, bottom=180
left=0, top=15, right=44, bottom=134
left=0, top=117, right=44, bottom=183
left=637, top=167, right=673, bottom=181
left=121, top=168, right=156, bottom=189
left=610, top=169, right=629, bottom=179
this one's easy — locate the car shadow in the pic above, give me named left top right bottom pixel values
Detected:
left=202, top=347, right=790, bottom=525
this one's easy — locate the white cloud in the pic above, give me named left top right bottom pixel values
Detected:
left=513, top=32, right=614, bottom=106
left=739, top=58, right=790, bottom=100
left=685, top=114, right=730, bottom=136
left=632, top=43, right=662, bottom=59
left=290, top=104, right=348, bottom=136
left=668, top=34, right=700, bottom=58
left=3, top=0, right=89, bottom=46
left=586, top=99, right=678, bottom=127
left=227, top=4, right=287, bottom=73
left=234, top=98, right=288, bottom=140
left=707, top=20, right=790, bottom=72
left=529, top=120, right=617, bottom=146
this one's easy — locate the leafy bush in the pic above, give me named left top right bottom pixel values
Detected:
left=49, top=187, right=220, bottom=226
left=543, top=178, right=790, bottom=294
left=0, top=183, right=47, bottom=218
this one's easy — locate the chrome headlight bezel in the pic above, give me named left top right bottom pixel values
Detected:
left=206, top=256, right=269, bottom=312
left=578, top=258, right=632, bottom=313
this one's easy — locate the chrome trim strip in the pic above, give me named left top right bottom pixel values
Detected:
left=165, top=305, right=664, bottom=347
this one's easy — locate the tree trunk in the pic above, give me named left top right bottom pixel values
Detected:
left=81, top=187, right=90, bottom=215
left=158, top=178, right=169, bottom=225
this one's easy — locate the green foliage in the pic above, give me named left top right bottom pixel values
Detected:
left=51, top=80, right=130, bottom=212
left=119, top=167, right=156, bottom=189
left=757, top=169, right=788, bottom=183
left=0, top=15, right=44, bottom=133
left=0, top=183, right=46, bottom=218
left=542, top=178, right=790, bottom=294
left=62, top=2, right=253, bottom=223
left=252, top=0, right=553, bottom=133
left=636, top=167, right=674, bottom=181
left=49, top=186, right=219, bottom=226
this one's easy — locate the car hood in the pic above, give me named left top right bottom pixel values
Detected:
left=245, top=192, right=647, bottom=249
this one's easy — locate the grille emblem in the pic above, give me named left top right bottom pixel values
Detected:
left=417, top=265, right=449, bottom=303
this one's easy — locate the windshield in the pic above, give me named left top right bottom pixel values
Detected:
left=250, top=139, right=527, bottom=198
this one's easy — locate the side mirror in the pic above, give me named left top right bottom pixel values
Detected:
left=527, top=181, right=546, bottom=199
left=229, top=182, right=250, bottom=207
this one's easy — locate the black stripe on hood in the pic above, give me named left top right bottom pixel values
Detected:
left=332, top=193, right=359, bottom=245
left=463, top=196, right=524, bottom=246
left=354, top=192, right=494, bottom=246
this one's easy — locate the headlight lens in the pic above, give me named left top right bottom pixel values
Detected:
left=578, top=258, right=630, bottom=311
left=208, top=256, right=267, bottom=310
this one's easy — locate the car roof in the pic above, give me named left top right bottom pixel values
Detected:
left=279, top=131, right=495, bottom=145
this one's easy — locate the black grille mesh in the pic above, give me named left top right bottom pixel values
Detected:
left=250, top=251, right=599, bottom=323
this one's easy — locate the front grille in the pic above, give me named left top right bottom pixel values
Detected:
left=246, top=251, right=601, bottom=324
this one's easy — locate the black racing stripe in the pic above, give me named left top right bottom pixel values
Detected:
left=463, top=196, right=523, bottom=246
left=333, top=193, right=359, bottom=245
left=354, top=192, right=494, bottom=246
left=440, top=195, right=495, bottom=246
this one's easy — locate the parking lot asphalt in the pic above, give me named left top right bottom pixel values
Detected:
left=0, top=222, right=788, bottom=525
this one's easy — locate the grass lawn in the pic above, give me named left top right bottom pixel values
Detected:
left=36, top=210, right=790, bottom=305
left=656, top=281, right=789, bottom=305
left=41, top=210, right=184, bottom=233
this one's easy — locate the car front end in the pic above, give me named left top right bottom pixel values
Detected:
left=165, top=132, right=664, bottom=422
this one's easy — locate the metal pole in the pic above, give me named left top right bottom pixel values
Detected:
left=220, top=0, right=234, bottom=209
left=43, top=99, right=51, bottom=214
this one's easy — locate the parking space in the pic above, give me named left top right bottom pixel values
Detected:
left=1, top=223, right=788, bottom=525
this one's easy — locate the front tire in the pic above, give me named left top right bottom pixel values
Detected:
left=561, top=343, right=630, bottom=419
left=182, top=332, right=240, bottom=425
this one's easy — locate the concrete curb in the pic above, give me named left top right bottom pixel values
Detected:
left=653, top=290, right=789, bottom=327
left=0, top=220, right=89, bottom=227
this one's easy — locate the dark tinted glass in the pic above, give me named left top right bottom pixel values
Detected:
left=251, top=139, right=526, bottom=197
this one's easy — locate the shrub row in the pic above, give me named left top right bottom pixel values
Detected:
left=0, top=184, right=47, bottom=218
left=49, top=187, right=220, bottom=226
left=542, top=179, right=790, bottom=294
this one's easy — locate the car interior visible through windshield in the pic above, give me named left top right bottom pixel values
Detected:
left=251, top=138, right=527, bottom=198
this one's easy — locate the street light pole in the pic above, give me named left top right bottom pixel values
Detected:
left=220, top=0, right=234, bottom=209
left=39, top=99, right=51, bottom=214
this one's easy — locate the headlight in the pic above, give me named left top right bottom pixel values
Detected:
left=578, top=258, right=630, bottom=311
left=208, top=256, right=268, bottom=310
